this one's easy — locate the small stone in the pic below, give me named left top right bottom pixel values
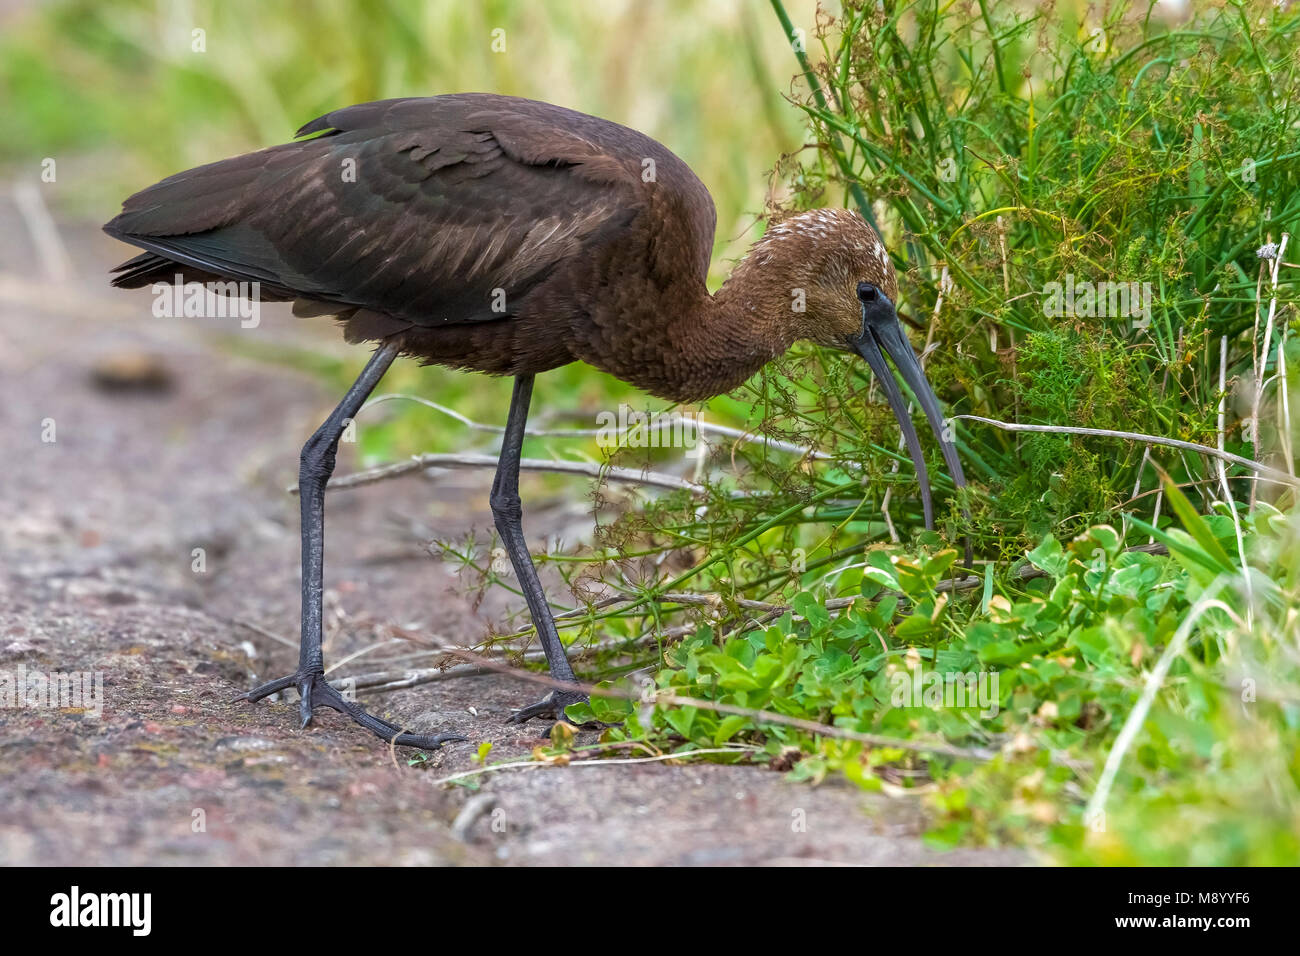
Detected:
left=90, top=352, right=173, bottom=393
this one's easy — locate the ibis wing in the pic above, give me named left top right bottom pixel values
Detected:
left=104, top=96, right=642, bottom=325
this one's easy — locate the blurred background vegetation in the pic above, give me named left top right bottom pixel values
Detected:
left=1, top=0, right=809, bottom=240
left=0, top=0, right=819, bottom=451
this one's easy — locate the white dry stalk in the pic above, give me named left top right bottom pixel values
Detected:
left=362, top=392, right=826, bottom=460
left=1131, top=446, right=1158, bottom=545
left=956, top=416, right=1299, bottom=487
left=295, top=453, right=708, bottom=496
left=1131, top=445, right=1150, bottom=501
left=230, top=616, right=297, bottom=650
left=1252, top=232, right=1293, bottom=499
left=429, top=747, right=761, bottom=787
left=1151, top=327, right=1186, bottom=519
left=350, top=624, right=701, bottom=694
left=12, top=181, right=73, bottom=282
left=995, top=216, right=1020, bottom=439
left=1217, top=335, right=1253, bottom=625
left=1250, top=248, right=1268, bottom=508
left=1087, top=582, right=1240, bottom=824
left=323, top=396, right=848, bottom=501
left=1273, top=234, right=1292, bottom=476
left=1148, top=487, right=1163, bottom=547
left=691, top=412, right=711, bottom=484
left=323, top=638, right=408, bottom=676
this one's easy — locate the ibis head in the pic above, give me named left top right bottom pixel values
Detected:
left=718, top=207, right=966, bottom=528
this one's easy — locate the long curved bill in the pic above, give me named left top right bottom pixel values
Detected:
left=851, top=317, right=967, bottom=530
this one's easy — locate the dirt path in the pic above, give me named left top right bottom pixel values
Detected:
left=0, top=211, right=1027, bottom=866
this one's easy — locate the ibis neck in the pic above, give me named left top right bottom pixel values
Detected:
left=613, top=259, right=793, bottom=404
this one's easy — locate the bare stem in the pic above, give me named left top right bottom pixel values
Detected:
left=956, top=415, right=1299, bottom=487
left=290, top=453, right=709, bottom=496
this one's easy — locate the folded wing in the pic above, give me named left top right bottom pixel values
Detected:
left=104, top=95, right=642, bottom=327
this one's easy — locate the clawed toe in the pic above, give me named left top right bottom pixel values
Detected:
left=506, top=688, right=604, bottom=729
left=237, top=670, right=466, bottom=750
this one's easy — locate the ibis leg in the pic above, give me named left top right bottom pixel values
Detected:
left=491, top=375, right=588, bottom=724
left=237, top=339, right=464, bottom=751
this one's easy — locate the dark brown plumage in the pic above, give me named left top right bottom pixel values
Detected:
left=105, top=93, right=965, bottom=750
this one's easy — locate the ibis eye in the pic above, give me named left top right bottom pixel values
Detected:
left=857, top=282, right=879, bottom=303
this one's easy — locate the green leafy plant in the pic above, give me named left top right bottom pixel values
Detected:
left=546, top=0, right=1300, bottom=864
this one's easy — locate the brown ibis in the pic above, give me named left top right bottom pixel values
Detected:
left=104, top=93, right=966, bottom=750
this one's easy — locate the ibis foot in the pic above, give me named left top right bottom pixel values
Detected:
left=506, top=687, right=592, bottom=726
left=236, top=670, right=466, bottom=750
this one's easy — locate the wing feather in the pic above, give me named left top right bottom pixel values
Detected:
left=105, top=94, right=647, bottom=326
